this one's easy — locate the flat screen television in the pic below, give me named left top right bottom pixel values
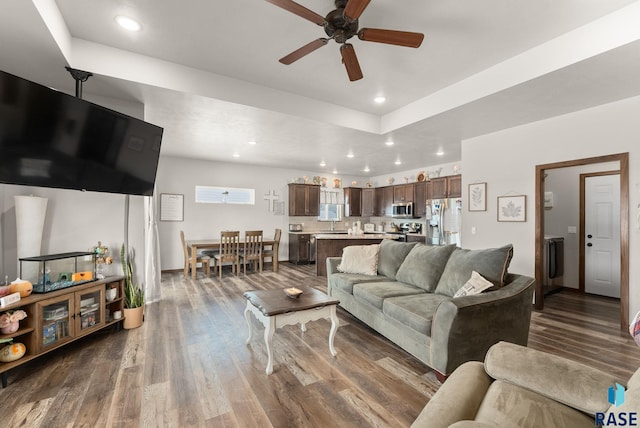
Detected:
left=0, top=69, right=163, bottom=196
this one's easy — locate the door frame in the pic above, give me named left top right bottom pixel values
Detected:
left=579, top=171, right=620, bottom=293
left=534, top=152, right=629, bottom=330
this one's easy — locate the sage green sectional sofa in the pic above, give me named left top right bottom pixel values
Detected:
left=326, top=239, right=535, bottom=379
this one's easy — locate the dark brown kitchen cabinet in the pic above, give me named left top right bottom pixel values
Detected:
left=344, top=187, right=362, bottom=217
left=375, top=186, right=394, bottom=216
left=429, top=177, right=448, bottom=199
left=362, top=188, right=375, bottom=217
left=413, top=182, right=426, bottom=217
left=289, top=233, right=311, bottom=264
left=393, top=184, right=414, bottom=202
left=447, top=175, right=462, bottom=198
left=288, top=184, right=320, bottom=216
left=428, top=175, right=462, bottom=199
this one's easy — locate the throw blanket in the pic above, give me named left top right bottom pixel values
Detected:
left=630, top=310, right=640, bottom=347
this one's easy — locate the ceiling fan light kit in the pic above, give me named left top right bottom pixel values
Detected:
left=266, top=0, right=424, bottom=81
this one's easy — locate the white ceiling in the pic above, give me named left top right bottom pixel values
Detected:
left=1, top=0, right=640, bottom=177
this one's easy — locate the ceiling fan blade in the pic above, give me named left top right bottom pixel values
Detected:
left=343, top=0, right=372, bottom=21
left=340, top=43, right=363, bottom=82
left=358, top=28, right=424, bottom=48
left=265, top=0, right=326, bottom=25
left=279, top=38, right=329, bottom=65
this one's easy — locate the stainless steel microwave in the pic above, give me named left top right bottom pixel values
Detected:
left=392, top=202, right=414, bottom=218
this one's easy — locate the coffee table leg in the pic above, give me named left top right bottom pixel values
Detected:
left=244, top=302, right=253, bottom=345
left=264, top=317, right=275, bottom=375
left=300, top=323, right=307, bottom=333
left=329, top=305, right=339, bottom=357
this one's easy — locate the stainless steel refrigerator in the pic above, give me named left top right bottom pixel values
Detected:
left=426, top=198, right=462, bottom=246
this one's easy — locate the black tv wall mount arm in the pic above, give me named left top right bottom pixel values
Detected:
left=65, top=66, right=93, bottom=99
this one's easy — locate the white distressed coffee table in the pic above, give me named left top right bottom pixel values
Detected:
left=243, top=286, right=340, bottom=375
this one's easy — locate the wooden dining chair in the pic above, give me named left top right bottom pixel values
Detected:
left=180, top=230, right=210, bottom=279
left=261, top=228, right=281, bottom=272
left=214, top=231, right=240, bottom=279
left=240, top=230, right=263, bottom=275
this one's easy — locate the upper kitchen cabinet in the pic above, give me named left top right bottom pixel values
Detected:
left=289, top=183, right=320, bottom=216
left=362, top=188, right=375, bottom=217
left=393, top=184, right=414, bottom=202
left=447, top=175, right=462, bottom=198
left=375, top=186, right=394, bottom=216
left=344, top=187, right=362, bottom=217
left=429, top=175, right=462, bottom=199
left=413, top=182, right=426, bottom=217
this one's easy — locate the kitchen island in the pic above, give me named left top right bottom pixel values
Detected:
left=315, top=233, right=399, bottom=276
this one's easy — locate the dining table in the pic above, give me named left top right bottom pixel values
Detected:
left=187, top=237, right=278, bottom=280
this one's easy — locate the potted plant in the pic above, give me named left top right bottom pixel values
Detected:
left=120, top=243, right=144, bottom=329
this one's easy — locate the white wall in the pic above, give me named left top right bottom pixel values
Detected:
left=154, top=156, right=364, bottom=270
left=369, top=161, right=461, bottom=188
left=0, top=184, right=145, bottom=284
left=461, top=94, right=640, bottom=319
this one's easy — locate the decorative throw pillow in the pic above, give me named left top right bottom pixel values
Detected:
left=377, top=239, right=418, bottom=279
left=453, top=271, right=494, bottom=297
left=630, top=310, right=640, bottom=348
left=435, top=244, right=514, bottom=297
left=337, top=244, right=380, bottom=276
left=395, top=244, right=456, bottom=292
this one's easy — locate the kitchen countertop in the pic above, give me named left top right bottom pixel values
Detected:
left=315, top=233, right=399, bottom=240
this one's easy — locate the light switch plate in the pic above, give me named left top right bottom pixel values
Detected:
left=568, top=226, right=577, bottom=234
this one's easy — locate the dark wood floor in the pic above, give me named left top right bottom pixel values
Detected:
left=1, top=263, right=639, bottom=427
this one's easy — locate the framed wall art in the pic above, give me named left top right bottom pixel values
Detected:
left=468, top=182, right=487, bottom=211
left=160, top=193, right=184, bottom=221
left=497, top=195, right=526, bottom=222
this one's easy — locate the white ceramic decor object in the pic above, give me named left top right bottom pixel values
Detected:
left=15, top=196, right=48, bottom=278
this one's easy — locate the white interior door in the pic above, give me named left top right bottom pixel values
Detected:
left=584, top=174, right=620, bottom=298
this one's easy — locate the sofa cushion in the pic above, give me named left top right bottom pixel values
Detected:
left=383, top=293, right=451, bottom=335
left=453, top=271, right=495, bottom=298
left=395, top=244, right=456, bottom=292
left=377, top=239, right=418, bottom=280
left=330, top=273, right=389, bottom=295
left=353, top=281, right=425, bottom=309
left=337, top=244, right=380, bottom=275
left=474, top=380, right=595, bottom=428
left=435, top=245, right=514, bottom=297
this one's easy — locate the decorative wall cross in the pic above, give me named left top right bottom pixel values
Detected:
left=264, top=190, right=280, bottom=212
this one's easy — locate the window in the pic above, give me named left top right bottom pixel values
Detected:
left=318, top=203, right=343, bottom=221
left=196, top=186, right=255, bottom=205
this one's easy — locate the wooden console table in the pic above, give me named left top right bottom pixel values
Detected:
left=0, top=276, right=125, bottom=387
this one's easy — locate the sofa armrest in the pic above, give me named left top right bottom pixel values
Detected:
left=411, top=362, right=492, bottom=428
left=430, top=274, right=535, bottom=376
left=485, top=341, right=619, bottom=416
left=326, top=257, right=341, bottom=293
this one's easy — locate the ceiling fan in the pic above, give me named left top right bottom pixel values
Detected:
left=265, top=0, right=424, bottom=81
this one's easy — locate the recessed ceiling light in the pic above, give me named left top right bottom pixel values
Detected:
left=385, top=141, right=395, bottom=146
left=436, top=150, right=445, bottom=156
left=320, top=161, right=326, bottom=167
left=347, top=153, right=354, bottom=158
left=232, top=153, right=240, bottom=158
left=115, top=15, right=142, bottom=32
left=394, top=160, right=402, bottom=165
left=374, top=96, right=386, bottom=104
left=247, top=141, right=257, bottom=145
left=363, top=166, right=370, bottom=172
